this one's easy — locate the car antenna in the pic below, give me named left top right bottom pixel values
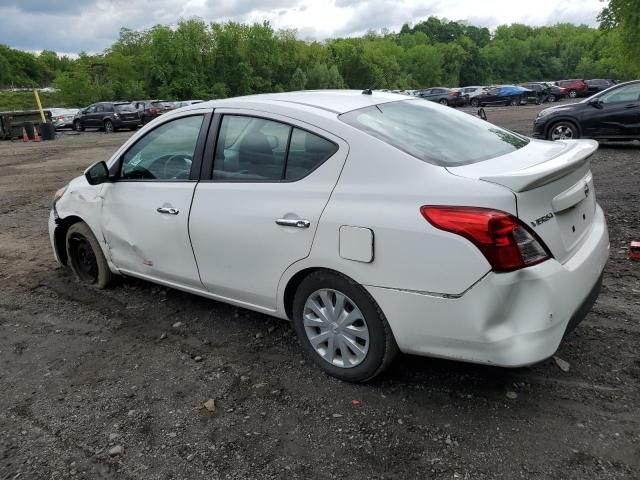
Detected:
left=362, top=72, right=391, bottom=95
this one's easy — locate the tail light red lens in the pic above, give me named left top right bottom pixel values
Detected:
left=420, top=206, right=551, bottom=272
left=450, top=92, right=458, bottom=96
left=149, top=108, right=159, bottom=114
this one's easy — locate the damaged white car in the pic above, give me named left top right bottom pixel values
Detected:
left=50, top=90, right=609, bottom=382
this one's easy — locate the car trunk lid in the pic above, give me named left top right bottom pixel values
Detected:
left=447, top=139, right=599, bottom=264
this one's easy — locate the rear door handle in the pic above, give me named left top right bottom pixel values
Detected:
left=276, top=218, right=310, bottom=228
left=156, top=207, right=179, bottom=215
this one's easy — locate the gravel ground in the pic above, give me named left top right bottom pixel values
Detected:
left=1, top=103, right=639, bottom=480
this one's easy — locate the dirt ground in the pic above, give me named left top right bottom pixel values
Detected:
left=1, top=103, right=639, bottom=480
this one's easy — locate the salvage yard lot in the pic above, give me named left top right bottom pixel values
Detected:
left=1, top=103, right=639, bottom=479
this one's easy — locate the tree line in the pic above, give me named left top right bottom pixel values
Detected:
left=0, top=2, right=638, bottom=107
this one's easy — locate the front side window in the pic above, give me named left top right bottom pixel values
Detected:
left=213, top=115, right=337, bottom=181
left=339, top=99, right=529, bottom=167
left=598, top=83, right=640, bottom=104
left=120, top=115, right=204, bottom=181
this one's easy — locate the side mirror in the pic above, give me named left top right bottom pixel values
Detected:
left=589, top=98, right=603, bottom=109
left=84, top=161, right=110, bottom=185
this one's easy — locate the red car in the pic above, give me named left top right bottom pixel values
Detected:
left=554, top=79, right=589, bottom=98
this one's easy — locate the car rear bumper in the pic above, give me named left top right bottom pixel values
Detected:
left=114, top=118, right=140, bottom=128
left=365, top=204, right=609, bottom=367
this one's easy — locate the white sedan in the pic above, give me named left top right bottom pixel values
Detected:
left=49, top=90, right=609, bottom=382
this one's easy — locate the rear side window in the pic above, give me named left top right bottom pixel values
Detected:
left=115, top=104, right=135, bottom=113
left=213, top=115, right=337, bottom=181
left=339, top=99, right=529, bottom=166
left=286, top=129, right=338, bottom=181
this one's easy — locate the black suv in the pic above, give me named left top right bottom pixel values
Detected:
left=533, top=80, right=640, bottom=141
left=74, top=102, right=140, bottom=133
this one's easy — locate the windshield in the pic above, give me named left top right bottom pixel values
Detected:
left=339, top=99, right=529, bottom=166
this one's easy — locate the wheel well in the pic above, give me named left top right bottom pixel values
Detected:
left=284, top=267, right=356, bottom=320
left=53, top=215, right=84, bottom=265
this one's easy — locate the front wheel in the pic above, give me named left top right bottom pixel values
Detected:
left=510, top=96, right=520, bottom=106
left=568, top=90, right=577, bottom=98
left=293, top=271, right=398, bottom=382
left=73, top=120, right=84, bottom=132
left=548, top=121, right=579, bottom=141
left=66, top=222, right=113, bottom=288
left=470, top=98, right=479, bottom=107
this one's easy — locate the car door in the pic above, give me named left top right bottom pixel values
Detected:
left=582, top=83, right=640, bottom=138
left=100, top=110, right=211, bottom=288
left=189, top=110, right=348, bottom=310
left=83, top=104, right=97, bottom=127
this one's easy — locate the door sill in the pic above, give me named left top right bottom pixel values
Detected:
left=118, top=269, right=280, bottom=317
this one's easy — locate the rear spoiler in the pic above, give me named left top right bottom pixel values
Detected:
left=479, top=140, right=598, bottom=192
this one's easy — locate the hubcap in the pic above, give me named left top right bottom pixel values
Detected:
left=551, top=125, right=574, bottom=140
left=70, top=235, right=98, bottom=283
left=303, top=289, right=369, bottom=368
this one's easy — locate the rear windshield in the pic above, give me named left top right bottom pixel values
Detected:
left=339, top=99, right=529, bottom=166
left=115, top=103, right=136, bottom=113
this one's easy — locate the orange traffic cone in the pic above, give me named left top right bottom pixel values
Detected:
left=33, top=127, right=40, bottom=142
left=22, top=127, right=28, bottom=142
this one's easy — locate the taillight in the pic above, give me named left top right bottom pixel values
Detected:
left=420, top=206, right=551, bottom=272
left=450, top=92, right=458, bottom=96
left=149, top=108, right=159, bottom=114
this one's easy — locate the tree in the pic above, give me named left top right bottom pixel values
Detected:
left=289, top=67, right=307, bottom=91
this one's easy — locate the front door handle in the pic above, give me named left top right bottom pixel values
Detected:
left=156, top=207, right=179, bottom=215
left=276, top=218, right=310, bottom=228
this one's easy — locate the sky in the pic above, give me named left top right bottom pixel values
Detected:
left=0, top=0, right=604, bottom=56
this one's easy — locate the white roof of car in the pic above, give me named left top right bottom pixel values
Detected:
left=194, top=90, right=413, bottom=115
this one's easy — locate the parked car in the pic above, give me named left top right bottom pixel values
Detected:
left=542, top=82, right=566, bottom=102
left=555, top=79, right=589, bottom=98
left=73, top=102, right=140, bottom=133
left=475, top=85, right=528, bottom=106
left=460, top=86, right=487, bottom=107
left=520, top=83, right=550, bottom=104
left=533, top=80, right=640, bottom=140
left=134, top=100, right=175, bottom=124
left=49, top=108, right=79, bottom=129
left=586, top=79, right=616, bottom=95
left=415, top=87, right=466, bottom=106
left=50, top=90, right=608, bottom=382
left=173, top=100, right=205, bottom=109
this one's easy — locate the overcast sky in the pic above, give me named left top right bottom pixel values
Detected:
left=0, top=0, right=604, bottom=56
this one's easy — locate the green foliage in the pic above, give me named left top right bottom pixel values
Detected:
left=0, top=91, right=67, bottom=111
left=0, top=10, right=638, bottom=109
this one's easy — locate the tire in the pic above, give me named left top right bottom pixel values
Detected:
left=510, top=96, right=520, bottom=106
left=438, top=98, right=448, bottom=106
left=292, top=270, right=398, bottom=382
left=470, top=98, right=479, bottom=107
left=547, top=120, right=579, bottom=141
left=104, top=120, right=114, bottom=133
left=73, top=120, right=84, bottom=132
left=568, top=90, right=577, bottom=98
left=130, top=125, right=138, bottom=131
left=66, top=222, right=113, bottom=288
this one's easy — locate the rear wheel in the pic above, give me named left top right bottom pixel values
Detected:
left=66, top=222, right=113, bottom=288
left=510, top=96, right=520, bottom=106
left=438, top=98, right=448, bottom=106
left=104, top=120, right=114, bottom=133
left=548, top=94, right=557, bottom=102
left=73, top=120, right=84, bottom=132
left=470, top=98, right=479, bottom=107
left=548, top=121, right=579, bottom=141
left=292, top=270, right=398, bottom=382
left=568, top=89, right=577, bottom=98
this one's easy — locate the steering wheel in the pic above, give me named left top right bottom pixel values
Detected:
left=160, top=154, right=192, bottom=179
